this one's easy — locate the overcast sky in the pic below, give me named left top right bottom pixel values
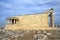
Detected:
left=0, top=0, right=60, bottom=26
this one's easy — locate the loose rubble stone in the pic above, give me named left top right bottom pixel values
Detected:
left=0, top=29, right=60, bottom=40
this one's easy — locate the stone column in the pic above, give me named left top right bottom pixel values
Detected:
left=10, top=19, right=12, bottom=24
left=14, top=19, right=16, bottom=24
left=50, top=12, right=54, bottom=27
left=14, top=19, right=15, bottom=24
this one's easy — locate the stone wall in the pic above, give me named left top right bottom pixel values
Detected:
left=18, top=13, right=49, bottom=29
left=5, top=13, right=50, bottom=30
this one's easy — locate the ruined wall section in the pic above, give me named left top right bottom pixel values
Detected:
left=17, top=13, right=49, bottom=29
left=5, top=13, right=49, bottom=30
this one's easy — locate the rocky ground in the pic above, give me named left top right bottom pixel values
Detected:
left=0, top=29, right=60, bottom=40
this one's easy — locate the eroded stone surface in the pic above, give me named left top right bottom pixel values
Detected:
left=0, top=29, right=60, bottom=40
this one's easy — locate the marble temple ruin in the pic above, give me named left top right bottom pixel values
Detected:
left=5, top=8, right=55, bottom=30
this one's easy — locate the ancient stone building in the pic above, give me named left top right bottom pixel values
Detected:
left=5, top=8, right=55, bottom=30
